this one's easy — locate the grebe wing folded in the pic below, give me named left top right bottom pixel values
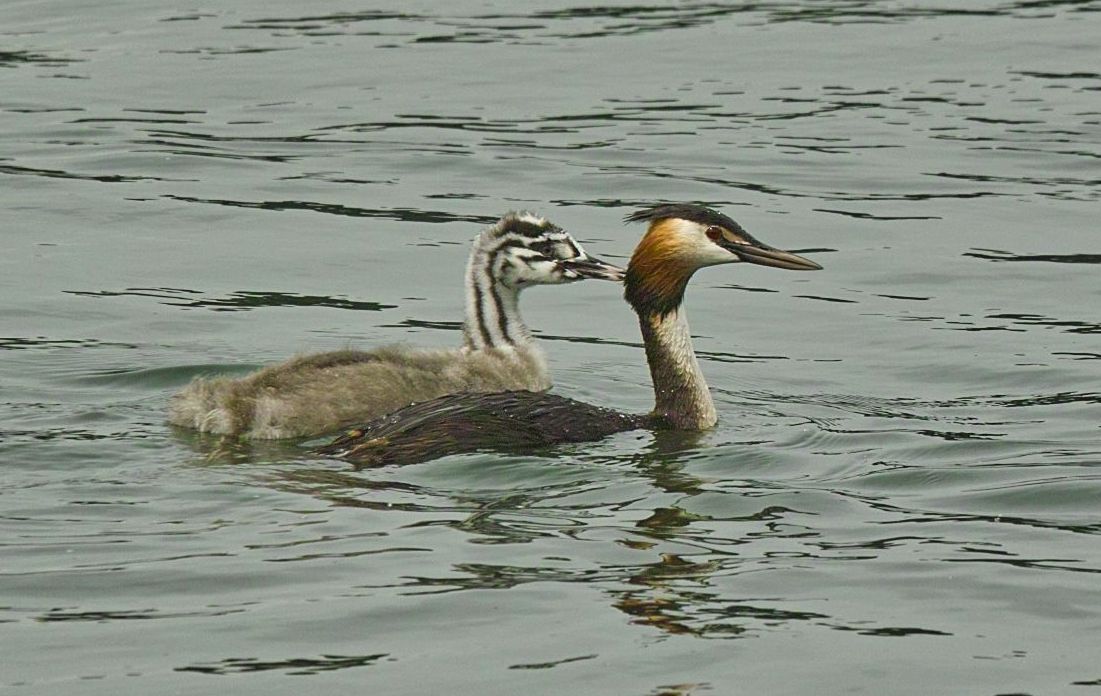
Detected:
left=315, top=390, right=647, bottom=468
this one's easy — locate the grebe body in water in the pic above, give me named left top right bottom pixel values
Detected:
left=317, top=204, right=821, bottom=466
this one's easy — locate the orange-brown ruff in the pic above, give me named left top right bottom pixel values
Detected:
left=623, top=218, right=697, bottom=318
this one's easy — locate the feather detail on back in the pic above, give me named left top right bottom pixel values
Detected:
left=315, top=390, right=647, bottom=468
left=167, top=345, right=549, bottom=440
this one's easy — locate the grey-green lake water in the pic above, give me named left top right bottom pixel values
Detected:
left=3, top=2, right=1100, bottom=694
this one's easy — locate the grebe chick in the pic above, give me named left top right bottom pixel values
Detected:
left=168, top=212, right=624, bottom=440
left=317, top=203, right=821, bottom=466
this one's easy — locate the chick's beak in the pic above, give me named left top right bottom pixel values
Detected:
left=561, top=254, right=626, bottom=281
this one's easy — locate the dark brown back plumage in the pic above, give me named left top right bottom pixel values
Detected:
left=315, top=391, right=648, bottom=467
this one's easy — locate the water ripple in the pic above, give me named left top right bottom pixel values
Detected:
left=64, top=288, right=398, bottom=312
left=163, top=195, right=496, bottom=223
left=4, top=2, right=1100, bottom=692
left=176, top=652, right=390, bottom=675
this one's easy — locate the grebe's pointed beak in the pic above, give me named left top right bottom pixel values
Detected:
left=561, top=254, right=627, bottom=282
left=726, top=236, right=823, bottom=272
left=710, top=222, right=822, bottom=271
left=730, top=242, right=822, bottom=271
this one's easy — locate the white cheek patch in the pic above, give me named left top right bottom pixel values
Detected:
left=667, top=219, right=740, bottom=267
left=698, top=244, right=739, bottom=266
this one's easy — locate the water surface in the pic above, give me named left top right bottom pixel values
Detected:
left=3, top=1, right=1100, bottom=694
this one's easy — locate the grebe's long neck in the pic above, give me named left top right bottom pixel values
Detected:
left=462, top=251, right=531, bottom=351
left=637, top=307, right=717, bottom=430
left=624, top=219, right=717, bottom=430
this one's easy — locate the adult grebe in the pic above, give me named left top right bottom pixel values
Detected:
left=316, top=203, right=821, bottom=466
left=168, top=212, right=623, bottom=440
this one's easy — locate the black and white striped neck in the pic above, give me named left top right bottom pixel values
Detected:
left=462, top=258, right=531, bottom=350
left=460, top=212, right=551, bottom=351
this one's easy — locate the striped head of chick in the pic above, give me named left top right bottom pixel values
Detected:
left=473, top=212, right=625, bottom=291
left=623, top=203, right=822, bottom=317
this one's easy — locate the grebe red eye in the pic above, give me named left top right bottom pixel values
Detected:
left=705, top=226, right=723, bottom=241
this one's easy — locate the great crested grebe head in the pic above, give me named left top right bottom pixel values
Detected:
left=473, top=212, right=625, bottom=290
left=623, top=203, right=821, bottom=316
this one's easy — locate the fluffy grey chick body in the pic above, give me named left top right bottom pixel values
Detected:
left=168, top=213, right=623, bottom=439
